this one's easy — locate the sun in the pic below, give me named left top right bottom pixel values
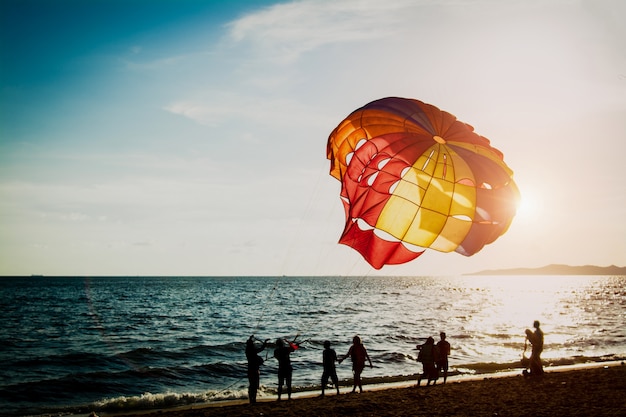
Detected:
left=516, top=189, right=543, bottom=221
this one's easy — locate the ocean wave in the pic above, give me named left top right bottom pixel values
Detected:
left=378, top=351, right=414, bottom=364
left=88, top=389, right=248, bottom=414
left=4, top=388, right=251, bottom=416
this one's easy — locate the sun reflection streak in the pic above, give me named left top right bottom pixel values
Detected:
left=448, top=275, right=611, bottom=362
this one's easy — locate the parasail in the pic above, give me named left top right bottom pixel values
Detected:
left=327, top=97, right=520, bottom=269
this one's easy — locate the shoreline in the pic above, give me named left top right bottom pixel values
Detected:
left=105, top=361, right=625, bottom=417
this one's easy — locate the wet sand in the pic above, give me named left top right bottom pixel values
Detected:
left=114, top=364, right=625, bottom=417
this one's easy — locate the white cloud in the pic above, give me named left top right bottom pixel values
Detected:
left=226, top=0, right=409, bottom=62
left=164, top=93, right=333, bottom=132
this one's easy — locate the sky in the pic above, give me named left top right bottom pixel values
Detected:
left=1, top=0, right=625, bottom=277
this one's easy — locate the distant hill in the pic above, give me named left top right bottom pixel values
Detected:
left=470, top=264, right=626, bottom=276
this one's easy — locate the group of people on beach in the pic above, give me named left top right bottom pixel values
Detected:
left=245, top=335, right=303, bottom=403
left=415, top=331, right=451, bottom=386
left=322, top=336, right=372, bottom=396
left=245, top=320, right=543, bottom=404
left=245, top=335, right=372, bottom=403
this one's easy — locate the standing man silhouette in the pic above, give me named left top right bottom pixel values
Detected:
left=436, top=332, right=451, bottom=383
left=321, top=340, right=340, bottom=396
left=274, top=338, right=298, bottom=400
left=524, top=320, right=544, bottom=377
left=245, top=336, right=268, bottom=404
left=339, top=335, right=372, bottom=393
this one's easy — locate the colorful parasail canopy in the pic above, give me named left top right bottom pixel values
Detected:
left=327, top=97, right=520, bottom=269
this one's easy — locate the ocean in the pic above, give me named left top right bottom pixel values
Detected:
left=1, top=275, right=624, bottom=416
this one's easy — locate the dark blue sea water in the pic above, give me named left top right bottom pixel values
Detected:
left=1, top=275, right=624, bottom=416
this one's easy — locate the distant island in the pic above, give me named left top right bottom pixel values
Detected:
left=470, top=264, right=626, bottom=276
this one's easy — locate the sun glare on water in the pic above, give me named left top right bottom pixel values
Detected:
left=459, top=275, right=607, bottom=362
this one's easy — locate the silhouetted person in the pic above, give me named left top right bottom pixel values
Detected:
left=339, top=335, right=372, bottom=393
left=417, top=336, right=438, bottom=386
left=321, top=340, right=340, bottom=396
left=273, top=338, right=297, bottom=400
left=436, top=332, right=451, bottom=383
left=524, top=320, right=544, bottom=377
left=245, top=335, right=268, bottom=404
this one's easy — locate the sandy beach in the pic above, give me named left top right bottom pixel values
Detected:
left=113, top=364, right=626, bottom=417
